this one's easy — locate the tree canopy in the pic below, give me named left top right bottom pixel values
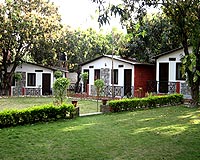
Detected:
left=93, top=0, right=200, bottom=106
left=0, top=0, right=63, bottom=94
left=64, top=27, right=127, bottom=92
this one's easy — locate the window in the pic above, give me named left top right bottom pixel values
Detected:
left=94, top=69, right=100, bottom=80
left=111, top=69, right=118, bottom=84
left=176, top=63, right=185, bottom=80
left=169, top=58, right=176, bottom=61
left=27, top=73, right=36, bottom=86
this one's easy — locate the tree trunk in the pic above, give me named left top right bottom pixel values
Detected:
left=190, top=81, right=199, bottom=107
left=74, top=72, right=81, bottom=93
left=1, top=75, right=11, bottom=96
left=0, top=49, right=18, bottom=96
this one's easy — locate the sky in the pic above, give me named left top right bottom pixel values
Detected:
left=50, top=0, right=125, bottom=32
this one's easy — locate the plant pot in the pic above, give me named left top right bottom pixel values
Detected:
left=101, top=98, right=108, bottom=105
left=72, top=100, right=78, bottom=107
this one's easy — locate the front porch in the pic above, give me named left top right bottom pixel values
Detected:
left=147, top=80, right=191, bottom=99
left=11, top=87, right=42, bottom=96
left=90, top=85, right=135, bottom=98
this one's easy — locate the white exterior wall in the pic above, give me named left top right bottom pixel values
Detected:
left=8, top=63, right=55, bottom=96
left=156, top=47, right=192, bottom=82
left=12, top=63, right=54, bottom=88
left=81, top=57, right=135, bottom=95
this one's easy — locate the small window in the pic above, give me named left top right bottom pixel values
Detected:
left=111, top=69, right=118, bottom=84
left=27, top=73, right=36, bottom=86
left=35, top=70, right=43, bottom=72
left=169, top=58, right=176, bottom=61
left=94, top=69, right=100, bottom=80
left=176, top=63, right=185, bottom=80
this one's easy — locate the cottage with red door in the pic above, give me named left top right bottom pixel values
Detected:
left=81, top=55, right=155, bottom=98
left=152, top=47, right=192, bottom=98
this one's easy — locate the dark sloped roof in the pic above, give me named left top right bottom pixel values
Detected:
left=26, top=62, right=68, bottom=72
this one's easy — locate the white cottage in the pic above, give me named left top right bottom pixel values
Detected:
left=8, top=62, right=67, bottom=96
left=81, top=55, right=155, bottom=98
left=154, top=47, right=192, bottom=98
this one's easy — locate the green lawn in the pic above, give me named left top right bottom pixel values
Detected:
left=0, top=106, right=200, bottom=160
left=0, top=97, right=98, bottom=114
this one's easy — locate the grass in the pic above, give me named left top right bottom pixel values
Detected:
left=0, top=97, right=98, bottom=114
left=0, top=106, right=200, bottom=160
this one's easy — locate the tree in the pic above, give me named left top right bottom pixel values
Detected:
left=53, top=78, right=70, bottom=105
left=80, top=72, right=89, bottom=93
left=119, top=14, right=181, bottom=62
left=54, top=70, right=63, bottom=79
left=65, top=27, right=127, bottom=92
left=94, top=79, right=105, bottom=111
left=0, top=0, right=63, bottom=95
left=30, top=26, right=70, bottom=67
left=93, top=0, right=200, bottom=106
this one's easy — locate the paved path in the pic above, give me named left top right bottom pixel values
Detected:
left=80, top=112, right=103, bottom=117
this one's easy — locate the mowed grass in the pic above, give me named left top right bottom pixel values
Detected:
left=0, top=97, right=98, bottom=114
left=0, top=106, right=200, bottom=160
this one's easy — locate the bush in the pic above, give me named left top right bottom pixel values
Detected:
left=13, top=72, right=22, bottom=81
left=53, top=78, right=70, bottom=104
left=54, top=70, right=63, bottom=79
left=0, top=103, right=75, bottom=128
left=109, top=94, right=183, bottom=112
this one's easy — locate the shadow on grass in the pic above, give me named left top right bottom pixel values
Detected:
left=0, top=106, right=200, bottom=160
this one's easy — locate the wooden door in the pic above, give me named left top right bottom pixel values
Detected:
left=42, top=73, right=51, bottom=95
left=159, top=63, right=169, bottom=93
left=124, top=69, right=132, bottom=97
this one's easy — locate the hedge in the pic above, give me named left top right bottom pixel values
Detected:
left=109, top=94, right=184, bottom=112
left=0, top=103, right=75, bottom=128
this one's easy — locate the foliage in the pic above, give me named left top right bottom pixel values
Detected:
left=93, top=0, right=200, bottom=105
left=80, top=72, right=88, bottom=92
left=161, top=0, right=200, bottom=106
left=0, top=0, right=63, bottom=94
left=0, top=103, right=75, bottom=128
left=0, top=97, right=99, bottom=114
left=13, top=72, right=22, bottom=81
left=80, top=72, right=88, bottom=83
left=65, top=28, right=127, bottom=93
left=0, top=106, right=200, bottom=159
left=54, top=70, right=63, bottom=79
left=109, top=94, right=183, bottom=112
left=94, top=79, right=105, bottom=97
left=65, top=28, right=127, bottom=72
left=66, top=28, right=106, bottom=72
left=120, top=14, right=181, bottom=62
left=53, top=78, right=70, bottom=104
left=94, top=79, right=105, bottom=110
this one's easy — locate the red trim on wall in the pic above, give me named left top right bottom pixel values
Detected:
left=176, top=82, right=180, bottom=93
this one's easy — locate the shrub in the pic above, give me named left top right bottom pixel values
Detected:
left=53, top=78, right=70, bottom=104
left=0, top=103, right=75, bottom=128
left=81, top=72, right=88, bottom=92
left=109, top=94, right=183, bottom=112
left=13, top=72, right=22, bottom=81
left=94, top=79, right=105, bottom=96
left=54, top=70, right=63, bottom=79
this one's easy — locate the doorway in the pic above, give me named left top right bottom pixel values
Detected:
left=124, top=69, right=132, bottom=97
left=159, top=63, right=169, bottom=93
left=42, top=73, right=51, bottom=95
